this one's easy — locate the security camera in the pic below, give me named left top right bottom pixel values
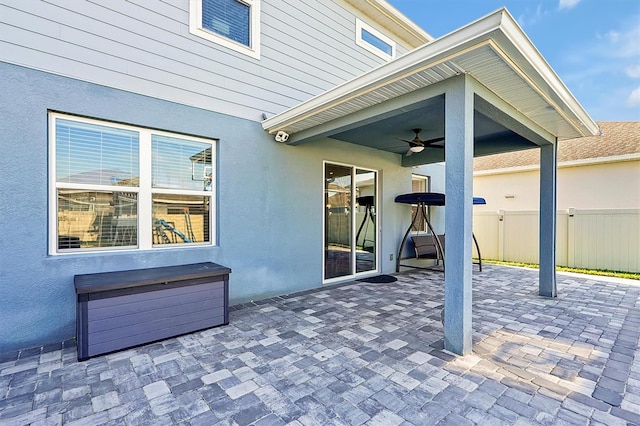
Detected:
left=275, top=130, right=290, bottom=143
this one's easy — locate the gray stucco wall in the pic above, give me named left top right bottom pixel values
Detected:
left=0, top=62, right=414, bottom=352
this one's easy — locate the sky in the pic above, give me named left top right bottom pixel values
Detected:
left=388, top=0, right=640, bottom=122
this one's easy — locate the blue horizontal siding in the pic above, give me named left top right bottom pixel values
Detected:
left=0, top=0, right=410, bottom=121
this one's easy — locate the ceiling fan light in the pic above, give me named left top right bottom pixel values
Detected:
left=409, top=145, right=424, bottom=153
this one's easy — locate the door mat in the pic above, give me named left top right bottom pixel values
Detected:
left=357, top=275, right=398, bottom=283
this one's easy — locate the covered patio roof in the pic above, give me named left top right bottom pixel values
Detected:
left=262, top=7, right=599, bottom=356
left=262, top=8, right=599, bottom=165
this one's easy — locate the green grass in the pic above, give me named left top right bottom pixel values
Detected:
left=481, top=259, right=640, bottom=281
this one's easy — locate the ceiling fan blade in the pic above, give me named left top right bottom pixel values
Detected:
left=405, top=149, right=413, bottom=157
left=397, top=137, right=422, bottom=145
left=421, top=136, right=445, bottom=149
left=422, top=136, right=445, bottom=145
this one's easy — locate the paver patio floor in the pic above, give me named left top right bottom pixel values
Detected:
left=1, top=265, right=640, bottom=425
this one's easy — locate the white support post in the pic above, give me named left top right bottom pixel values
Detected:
left=539, top=142, right=558, bottom=297
left=567, top=208, right=575, bottom=268
left=444, top=75, right=474, bottom=355
left=498, top=209, right=505, bottom=261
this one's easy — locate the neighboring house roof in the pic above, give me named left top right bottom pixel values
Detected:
left=474, top=121, right=640, bottom=172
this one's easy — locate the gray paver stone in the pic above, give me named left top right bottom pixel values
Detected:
left=592, top=386, right=623, bottom=406
left=2, top=266, right=640, bottom=426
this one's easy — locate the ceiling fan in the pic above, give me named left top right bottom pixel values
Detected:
left=398, top=128, right=445, bottom=156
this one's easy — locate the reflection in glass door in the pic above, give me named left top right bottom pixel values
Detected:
left=324, top=163, right=377, bottom=280
left=324, top=164, right=352, bottom=279
left=355, top=169, right=376, bottom=273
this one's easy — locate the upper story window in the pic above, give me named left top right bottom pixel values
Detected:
left=355, top=18, right=396, bottom=61
left=189, top=0, right=261, bottom=59
left=49, top=113, right=216, bottom=254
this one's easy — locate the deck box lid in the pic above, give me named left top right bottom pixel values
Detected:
left=74, top=262, right=231, bottom=294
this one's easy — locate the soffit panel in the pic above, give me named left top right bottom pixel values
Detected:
left=283, top=61, right=461, bottom=134
left=452, top=45, right=578, bottom=138
left=262, top=8, right=598, bottom=150
left=267, top=45, right=581, bottom=139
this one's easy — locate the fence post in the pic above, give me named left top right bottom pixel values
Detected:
left=498, top=209, right=505, bottom=261
left=567, top=207, right=575, bottom=268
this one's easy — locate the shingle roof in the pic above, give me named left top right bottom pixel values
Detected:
left=473, top=122, right=640, bottom=171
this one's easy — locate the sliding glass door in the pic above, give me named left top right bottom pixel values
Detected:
left=324, top=164, right=352, bottom=279
left=324, top=163, right=377, bottom=280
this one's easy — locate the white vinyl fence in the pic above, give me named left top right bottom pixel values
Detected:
left=473, top=208, right=640, bottom=273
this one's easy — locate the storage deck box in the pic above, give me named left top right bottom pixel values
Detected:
left=75, top=262, right=230, bottom=361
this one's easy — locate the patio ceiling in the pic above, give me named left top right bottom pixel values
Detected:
left=262, top=8, right=599, bottom=165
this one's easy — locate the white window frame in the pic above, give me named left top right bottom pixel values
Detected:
left=48, top=112, right=217, bottom=255
left=411, top=174, right=430, bottom=233
left=189, top=0, right=261, bottom=59
left=355, top=18, right=396, bottom=61
left=411, top=174, right=430, bottom=192
left=322, top=161, right=380, bottom=284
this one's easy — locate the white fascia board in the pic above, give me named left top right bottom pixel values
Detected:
left=558, top=153, right=640, bottom=168
left=343, top=0, right=433, bottom=46
left=474, top=164, right=540, bottom=176
left=471, top=74, right=555, bottom=145
left=496, top=10, right=599, bottom=137
left=363, top=0, right=434, bottom=44
left=262, top=7, right=598, bottom=140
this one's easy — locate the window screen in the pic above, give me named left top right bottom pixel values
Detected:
left=56, top=119, right=139, bottom=186
left=51, top=113, right=215, bottom=253
left=202, top=0, right=250, bottom=46
left=152, top=136, right=213, bottom=191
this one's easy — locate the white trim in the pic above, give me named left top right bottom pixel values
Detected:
left=151, top=188, right=214, bottom=196
left=497, top=14, right=597, bottom=137
left=343, top=0, right=432, bottom=47
left=411, top=173, right=430, bottom=189
left=189, top=0, right=261, bottom=60
left=138, top=131, right=152, bottom=250
left=322, top=161, right=380, bottom=283
left=355, top=18, right=396, bottom=61
left=557, top=153, right=640, bottom=168
left=48, top=114, right=58, bottom=256
left=473, top=164, right=539, bottom=176
left=409, top=174, right=431, bottom=233
left=262, top=8, right=598, bottom=140
left=55, top=183, right=140, bottom=192
left=48, top=112, right=216, bottom=255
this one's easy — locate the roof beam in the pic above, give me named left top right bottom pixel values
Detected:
left=471, top=77, right=555, bottom=146
left=285, top=83, right=447, bottom=146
